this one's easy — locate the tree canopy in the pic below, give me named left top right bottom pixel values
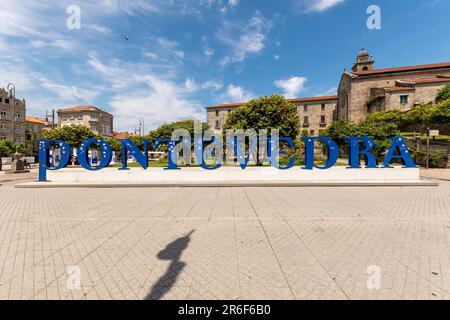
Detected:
left=148, top=120, right=209, bottom=139
left=223, top=94, right=300, bottom=138
left=436, top=84, right=450, bottom=103
left=38, top=125, right=100, bottom=148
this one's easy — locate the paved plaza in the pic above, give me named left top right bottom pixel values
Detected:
left=0, top=174, right=449, bottom=300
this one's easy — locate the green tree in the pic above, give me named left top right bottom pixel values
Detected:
left=325, top=120, right=399, bottom=157
left=436, top=84, right=450, bottom=103
left=148, top=120, right=210, bottom=152
left=148, top=120, right=210, bottom=140
left=223, top=94, right=300, bottom=165
left=0, top=140, right=14, bottom=171
left=224, top=95, right=300, bottom=137
left=37, top=125, right=100, bottom=149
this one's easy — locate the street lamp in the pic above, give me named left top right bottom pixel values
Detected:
left=7, top=83, right=16, bottom=143
left=138, top=117, right=145, bottom=136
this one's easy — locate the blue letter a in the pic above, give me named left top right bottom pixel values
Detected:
left=383, top=137, right=416, bottom=168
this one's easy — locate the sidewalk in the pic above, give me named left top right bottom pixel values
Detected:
left=420, top=169, right=450, bottom=181
left=0, top=170, right=38, bottom=183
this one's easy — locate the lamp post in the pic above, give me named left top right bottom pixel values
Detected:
left=7, top=83, right=16, bottom=144
left=45, top=109, right=55, bottom=129
left=138, top=117, right=145, bottom=136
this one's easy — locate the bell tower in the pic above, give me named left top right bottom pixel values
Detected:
left=352, top=48, right=375, bottom=72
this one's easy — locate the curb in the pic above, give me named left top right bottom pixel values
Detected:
left=15, top=181, right=439, bottom=188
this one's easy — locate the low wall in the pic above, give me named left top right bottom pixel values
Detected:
left=45, top=167, right=420, bottom=183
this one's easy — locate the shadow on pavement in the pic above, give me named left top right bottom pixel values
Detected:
left=144, top=230, right=195, bottom=300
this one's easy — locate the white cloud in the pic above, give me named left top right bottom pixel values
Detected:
left=84, top=24, right=112, bottom=34
left=31, top=39, right=75, bottom=51
left=221, top=84, right=254, bottom=103
left=315, top=86, right=338, bottom=96
left=217, top=13, right=272, bottom=66
left=296, top=0, right=345, bottom=13
left=274, top=76, right=307, bottom=98
left=40, top=78, right=100, bottom=103
left=185, top=78, right=222, bottom=92
left=228, top=0, right=240, bottom=7
left=87, top=55, right=215, bottom=130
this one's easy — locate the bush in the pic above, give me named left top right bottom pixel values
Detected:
left=413, top=151, right=448, bottom=168
left=436, top=84, right=450, bottom=103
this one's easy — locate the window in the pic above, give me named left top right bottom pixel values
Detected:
left=303, top=116, right=309, bottom=125
left=303, top=105, right=308, bottom=112
left=400, top=95, right=409, bottom=104
left=310, top=130, right=315, bottom=136
left=5, top=99, right=9, bottom=104
left=215, top=110, right=219, bottom=117
left=90, top=114, right=98, bottom=120
left=319, top=130, right=324, bottom=136
left=320, top=115, right=326, bottom=123
left=15, top=125, right=20, bottom=130
left=0, top=124, right=7, bottom=129
left=15, top=137, right=21, bottom=143
left=15, top=112, right=21, bottom=119
left=91, top=125, right=97, bottom=132
left=321, top=104, right=326, bottom=112
left=0, top=111, right=7, bottom=116
left=215, top=121, right=220, bottom=129
left=0, top=136, right=6, bottom=141
left=0, top=98, right=2, bottom=102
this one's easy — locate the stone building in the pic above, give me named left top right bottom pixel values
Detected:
left=25, top=116, right=46, bottom=140
left=57, top=105, right=114, bottom=138
left=207, top=49, right=450, bottom=134
left=207, top=96, right=337, bottom=136
left=0, top=88, right=26, bottom=144
left=337, top=49, right=450, bottom=121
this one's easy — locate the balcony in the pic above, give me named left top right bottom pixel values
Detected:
left=320, top=122, right=327, bottom=128
left=0, top=128, right=11, bottom=133
left=0, top=115, right=10, bottom=120
left=302, top=123, right=310, bottom=128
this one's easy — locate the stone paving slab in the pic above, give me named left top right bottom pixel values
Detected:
left=0, top=180, right=449, bottom=300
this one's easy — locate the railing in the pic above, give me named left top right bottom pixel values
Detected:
left=0, top=115, right=10, bottom=120
left=0, top=128, right=11, bottom=133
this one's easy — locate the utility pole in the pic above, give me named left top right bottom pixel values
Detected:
left=7, top=83, right=16, bottom=143
left=426, top=127, right=430, bottom=169
left=45, top=109, right=55, bottom=129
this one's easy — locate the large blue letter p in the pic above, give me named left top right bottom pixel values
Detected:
left=38, top=140, right=72, bottom=182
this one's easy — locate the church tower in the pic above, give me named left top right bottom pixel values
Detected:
left=352, top=48, right=375, bottom=72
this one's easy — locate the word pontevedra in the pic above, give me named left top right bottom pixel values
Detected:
left=37, top=135, right=416, bottom=182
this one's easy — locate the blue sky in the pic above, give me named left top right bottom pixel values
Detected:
left=1, top=0, right=450, bottom=131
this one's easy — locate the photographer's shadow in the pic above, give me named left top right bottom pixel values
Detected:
left=144, top=230, right=195, bottom=300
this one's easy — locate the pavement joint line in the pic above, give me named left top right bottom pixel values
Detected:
left=268, top=187, right=352, bottom=300
left=242, top=188, right=296, bottom=300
